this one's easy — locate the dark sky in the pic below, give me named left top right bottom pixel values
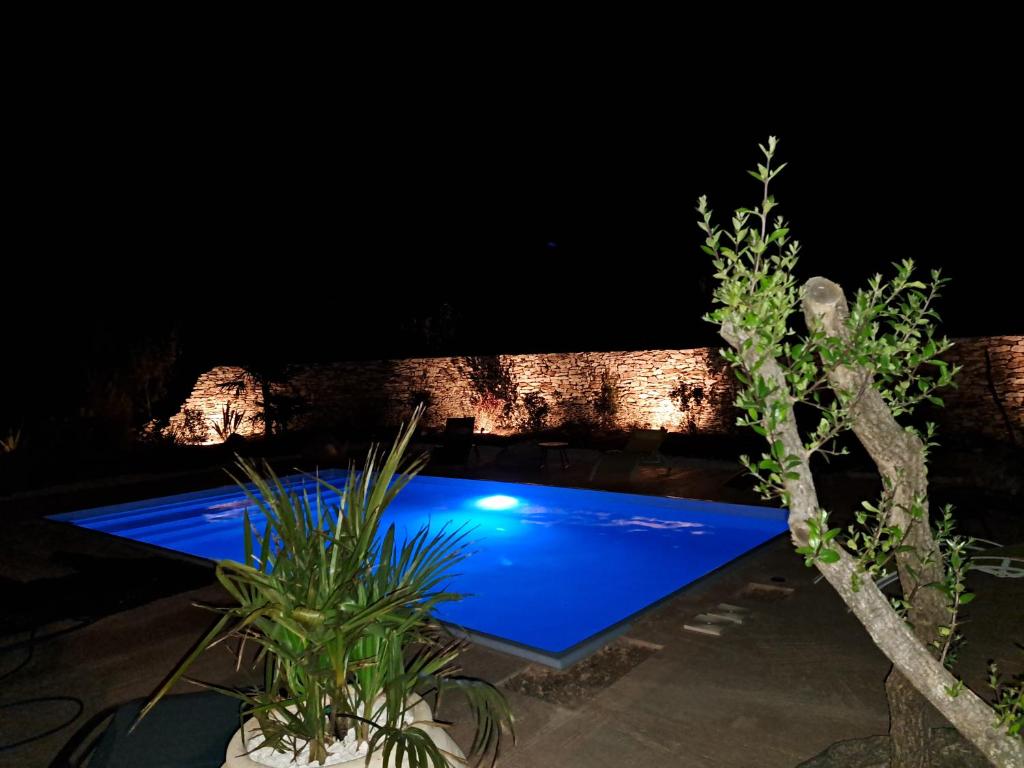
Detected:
left=7, top=61, right=1022, bottom=403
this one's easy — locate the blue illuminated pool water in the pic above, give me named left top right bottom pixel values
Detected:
left=51, top=473, right=786, bottom=657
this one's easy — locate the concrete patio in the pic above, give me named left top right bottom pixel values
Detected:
left=1, top=455, right=1020, bottom=767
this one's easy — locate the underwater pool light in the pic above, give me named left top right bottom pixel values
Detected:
left=475, top=494, right=520, bottom=511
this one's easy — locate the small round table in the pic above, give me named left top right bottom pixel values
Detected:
left=538, top=441, right=570, bottom=470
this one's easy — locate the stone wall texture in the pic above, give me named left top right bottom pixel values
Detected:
left=167, top=336, right=1023, bottom=444
left=937, top=335, right=1023, bottom=443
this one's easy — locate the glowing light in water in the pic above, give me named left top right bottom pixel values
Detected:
left=475, top=495, right=520, bottom=511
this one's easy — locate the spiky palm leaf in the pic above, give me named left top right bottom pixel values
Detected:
left=136, top=405, right=513, bottom=767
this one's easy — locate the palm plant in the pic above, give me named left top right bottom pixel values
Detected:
left=211, top=403, right=246, bottom=442
left=139, top=406, right=513, bottom=766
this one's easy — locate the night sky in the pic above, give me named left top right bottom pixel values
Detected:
left=6, top=65, right=1022, bottom=424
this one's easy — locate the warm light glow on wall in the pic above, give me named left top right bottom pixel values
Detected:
left=168, top=339, right=1023, bottom=445
left=165, top=367, right=261, bottom=445
left=472, top=395, right=511, bottom=436
left=201, top=402, right=230, bottom=445
left=651, top=400, right=681, bottom=432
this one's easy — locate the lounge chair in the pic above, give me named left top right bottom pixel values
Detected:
left=588, top=428, right=670, bottom=482
left=824, top=538, right=1023, bottom=590
left=964, top=540, right=1024, bottom=579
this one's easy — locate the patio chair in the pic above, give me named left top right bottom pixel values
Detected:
left=588, top=428, right=670, bottom=482
left=429, top=417, right=479, bottom=467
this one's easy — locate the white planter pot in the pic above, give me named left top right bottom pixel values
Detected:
left=222, top=694, right=465, bottom=768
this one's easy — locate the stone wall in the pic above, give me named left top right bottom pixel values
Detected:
left=166, top=368, right=261, bottom=443
left=938, top=335, right=1023, bottom=444
left=167, top=336, right=1023, bottom=444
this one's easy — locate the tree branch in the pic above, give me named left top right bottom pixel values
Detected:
left=719, top=311, right=1023, bottom=768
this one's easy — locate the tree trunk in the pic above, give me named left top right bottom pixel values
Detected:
left=718, top=307, right=1024, bottom=768
left=887, top=668, right=934, bottom=768
left=802, top=276, right=951, bottom=767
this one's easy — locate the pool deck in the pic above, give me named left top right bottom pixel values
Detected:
left=2, top=454, right=1021, bottom=766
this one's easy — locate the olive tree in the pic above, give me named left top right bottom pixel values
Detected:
left=699, top=137, right=1022, bottom=767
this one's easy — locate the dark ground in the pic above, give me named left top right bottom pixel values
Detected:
left=1, top=437, right=1021, bottom=767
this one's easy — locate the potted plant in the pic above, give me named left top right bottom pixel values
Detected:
left=137, top=407, right=514, bottom=767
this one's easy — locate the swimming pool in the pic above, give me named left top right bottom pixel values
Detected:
left=50, top=473, right=787, bottom=666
